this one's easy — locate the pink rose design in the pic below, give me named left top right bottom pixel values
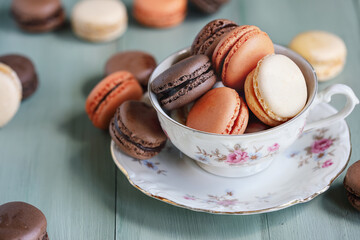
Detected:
left=268, top=143, right=280, bottom=152
left=217, top=199, right=238, bottom=207
left=226, top=150, right=249, bottom=164
left=322, top=160, right=333, bottom=168
left=311, top=139, right=333, bottom=154
left=184, top=195, right=196, bottom=200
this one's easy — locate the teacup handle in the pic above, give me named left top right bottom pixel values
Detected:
left=303, top=84, right=359, bottom=132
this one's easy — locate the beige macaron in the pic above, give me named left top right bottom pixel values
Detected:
left=71, top=0, right=128, bottom=42
left=244, top=54, right=307, bottom=127
left=0, top=63, right=22, bottom=127
left=289, top=31, right=347, bottom=81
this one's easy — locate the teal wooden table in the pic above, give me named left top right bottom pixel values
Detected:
left=1, top=0, right=360, bottom=239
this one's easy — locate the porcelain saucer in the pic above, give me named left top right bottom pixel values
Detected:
left=111, top=103, right=351, bottom=215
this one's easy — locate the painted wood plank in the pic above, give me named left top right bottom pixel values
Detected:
left=0, top=0, right=117, bottom=239
left=115, top=0, right=360, bottom=239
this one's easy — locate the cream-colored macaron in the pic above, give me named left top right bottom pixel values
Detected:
left=0, top=63, right=22, bottom=127
left=289, top=31, right=347, bottom=81
left=245, top=54, right=307, bottom=127
left=71, top=0, right=128, bottom=42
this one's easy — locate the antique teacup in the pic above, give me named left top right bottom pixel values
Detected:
left=149, top=45, right=359, bottom=177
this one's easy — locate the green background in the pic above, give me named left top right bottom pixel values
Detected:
left=0, top=0, right=359, bottom=239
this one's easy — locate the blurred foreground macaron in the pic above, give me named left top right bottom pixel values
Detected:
left=11, top=0, right=65, bottom=33
left=72, top=0, right=128, bottom=42
left=110, top=100, right=167, bottom=160
left=244, top=54, right=307, bottom=127
left=151, top=55, right=216, bottom=111
left=186, top=87, right=249, bottom=135
left=0, top=63, right=22, bottom=127
left=0, top=54, right=38, bottom=100
left=212, top=25, right=274, bottom=91
left=289, top=31, right=347, bottom=81
left=85, top=71, right=143, bottom=129
left=191, top=19, right=238, bottom=57
left=105, top=51, right=157, bottom=88
left=190, top=0, right=230, bottom=14
left=343, top=160, right=360, bottom=211
left=0, top=201, right=49, bottom=240
left=133, top=0, right=187, bottom=28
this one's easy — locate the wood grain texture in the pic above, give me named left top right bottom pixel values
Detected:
left=0, top=0, right=359, bottom=239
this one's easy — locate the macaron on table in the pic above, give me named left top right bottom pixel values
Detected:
left=1, top=0, right=360, bottom=239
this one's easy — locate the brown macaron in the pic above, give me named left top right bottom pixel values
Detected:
left=105, top=51, right=157, bottom=88
left=0, top=202, right=49, bottom=239
left=190, top=0, right=230, bottom=14
left=109, top=100, right=167, bottom=160
left=151, top=54, right=217, bottom=111
left=343, top=160, right=360, bottom=211
left=11, top=0, right=65, bottom=33
left=0, top=54, right=38, bottom=100
left=191, top=19, right=238, bottom=57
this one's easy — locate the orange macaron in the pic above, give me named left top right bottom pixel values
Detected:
left=133, top=0, right=187, bottom=28
left=212, top=25, right=274, bottom=91
left=85, top=71, right=143, bottom=129
left=186, top=87, right=249, bottom=135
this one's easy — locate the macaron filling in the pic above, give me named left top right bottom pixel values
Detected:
left=92, top=82, right=123, bottom=114
left=112, top=118, right=165, bottom=153
left=159, top=69, right=215, bottom=104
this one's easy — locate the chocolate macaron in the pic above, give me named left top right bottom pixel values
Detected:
left=344, top=160, right=360, bottom=211
left=191, top=19, right=237, bottom=57
left=0, top=201, right=49, bottom=239
left=105, top=51, right=157, bottom=88
left=190, top=0, right=230, bottom=14
left=11, top=0, right=65, bottom=33
left=0, top=54, right=38, bottom=100
left=151, top=54, right=217, bottom=111
left=110, top=100, right=167, bottom=160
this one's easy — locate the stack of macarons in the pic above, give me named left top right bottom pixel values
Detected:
left=86, top=50, right=167, bottom=159
left=0, top=54, right=39, bottom=127
left=151, top=19, right=308, bottom=135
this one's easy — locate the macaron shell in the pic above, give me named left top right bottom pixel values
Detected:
left=190, top=0, right=228, bottom=14
left=104, top=51, right=157, bottom=87
left=0, top=54, right=38, bottom=99
left=119, top=101, right=167, bottom=147
left=222, top=30, right=274, bottom=91
left=72, top=0, right=128, bottom=42
left=110, top=122, right=158, bottom=160
left=212, top=25, right=259, bottom=74
left=85, top=71, right=143, bottom=129
left=0, top=77, right=21, bottom=127
left=230, top=97, right=249, bottom=134
left=254, top=54, right=307, bottom=120
left=244, top=69, right=283, bottom=127
left=191, top=19, right=237, bottom=56
left=133, top=0, right=186, bottom=28
left=12, top=0, right=61, bottom=20
left=289, top=31, right=346, bottom=81
left=344, top=160, right=360, bottom=196
left=346, top=192, right=360, bottom=211
left=186, top=87, right=240, bottom=134
left=0, top=202, right=48, bottom=240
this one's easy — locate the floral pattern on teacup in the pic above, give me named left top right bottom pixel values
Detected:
left=288, top=128, right=337, bottom=171
left=195, top=143, right=280, bottom=166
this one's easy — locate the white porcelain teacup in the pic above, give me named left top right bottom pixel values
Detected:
left=149, top=45, right=359, bottom=177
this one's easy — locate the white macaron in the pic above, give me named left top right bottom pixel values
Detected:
left=0, top=63, right=22, bottom=127
left=71, top=0, right=128, bottom=42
